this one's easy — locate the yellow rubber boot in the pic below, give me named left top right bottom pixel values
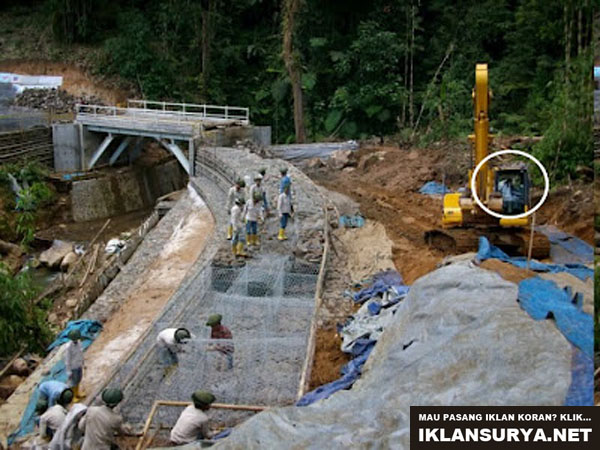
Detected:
left=248, top=234, right=255, bottom=246
left=232, top=243, right=238, bottom=256
left=255, top=234, right=260, bottom=246
left=72, top=384, right=86, bottom=402
left=278, top=228, right=288, bottom=241
left=236, top=242, right=247, bottom=256
left=226, top=225, right=233, bottom=240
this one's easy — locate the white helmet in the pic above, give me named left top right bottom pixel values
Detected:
left=254, top=174, right=263, bottom=181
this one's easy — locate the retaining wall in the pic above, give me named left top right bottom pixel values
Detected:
left=0, top=127, right=53, bottom=168
left=70, top=160, right=187, bottom=222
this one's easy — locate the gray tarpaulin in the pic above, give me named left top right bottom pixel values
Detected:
left=268, top=141, right=358, bottom=161
left=175, top=262, right=571, bottom=449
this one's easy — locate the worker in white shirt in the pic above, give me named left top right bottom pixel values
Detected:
left=245, top=191, right=265, bottom=247
left=156, top=327, right=192, bottom=367
left=230, top=197, right=246, bottom=256
left=277, top=184, right=293, bottom=241
left=226, top=179, right=246, bottom=240
left=64, top=329, right=84, bottom=401
left=249, top=173, right=269, bottom=215
left=170, top=390, right=215, bottom=445
left=38, top=388, right=72, bottom=442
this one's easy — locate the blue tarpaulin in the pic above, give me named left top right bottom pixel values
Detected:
left=353, top=270, right=410, bottom=304
left=8, top=320, right=102, bottom=444
left=564, top=347, right=594, bottom=406
left=47, top=319, right=103, bottom=352
left=517, top=277, right=593, bottom=357
left=296, top=342, right=376, bottom=407
left=536, top=225, right=593, bottom=264
left=476, top=237, right=593, bottom=281
left=419, top=181, right=448, bottom=195
left=298, top=270, right=409, bottom=407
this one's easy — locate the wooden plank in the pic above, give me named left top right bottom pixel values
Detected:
left=297, top=206, right=330, bottom=400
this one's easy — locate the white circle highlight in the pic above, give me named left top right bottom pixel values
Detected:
left=470, top=149, right=550, bottom=220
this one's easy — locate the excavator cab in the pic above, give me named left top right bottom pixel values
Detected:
left=494, top=167, right=529, bottom=215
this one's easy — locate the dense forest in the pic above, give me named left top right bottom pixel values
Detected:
left=2, top=0, right=597, bottom=181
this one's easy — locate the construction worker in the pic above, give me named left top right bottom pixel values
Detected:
left=279, top=167, right=291, bottom=195
left=279, top=167, right=294, bottom=214
left=277, top=184, right=293, bottom=241
left=38, top=381, right=73, bottom=408
left=245, top=191, right=264, bottom=247
left=170, top=390, right=215, bottom=444
left=250, top=173, right=269, bottom=214
left=206, top=314, right=234, bottom=370
left=64, top=329, right=84, bottom=401
left=230, top=197, right=246, bottom=257
left=79, top=388, right=130, bottom=450
left=226, top=179, right=246, bottom=240
left=156, top=327, right=192, bottom=366
left=38, top=388, right=73, bottom=441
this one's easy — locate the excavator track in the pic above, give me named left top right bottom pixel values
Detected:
left=424, top=228, right=550, bottom=260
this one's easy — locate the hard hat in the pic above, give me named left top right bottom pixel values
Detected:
left=67, top=329, right=81, bottom=341
left=254, top=173, right=263, bottom=181
left=279, top=167, right=288, bottom=175
left=235, top=197, right=244, bottom=205
left=191, top=390, right=215, bottom=408
left=101, top=388, right=123, bottom=407
left=175, top=328, right=191, bottom=343
left=206, top=314, right=222, bottom=327
left=236, top=179, right=246, bottom=188
left=58, top=388, right=73, bottom=406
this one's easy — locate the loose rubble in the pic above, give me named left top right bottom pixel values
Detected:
left=11, top=88, right=104, bottom=113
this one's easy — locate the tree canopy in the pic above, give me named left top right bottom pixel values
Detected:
left=3, top=0, right=596, bottom=181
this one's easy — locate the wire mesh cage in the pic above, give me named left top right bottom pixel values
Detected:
left=107, top=254, right=319, bottom=430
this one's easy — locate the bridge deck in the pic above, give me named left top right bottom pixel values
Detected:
left=76, top=101, right=249, bottom=139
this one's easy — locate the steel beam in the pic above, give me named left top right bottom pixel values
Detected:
left=88, top=133, right=114, bottom=169
left=109, top=136, right=132, bottom=166
left=157, top=139, right=190, bottom=174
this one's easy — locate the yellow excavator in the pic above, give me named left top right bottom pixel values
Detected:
left=425, top=63, right=550, bottom=259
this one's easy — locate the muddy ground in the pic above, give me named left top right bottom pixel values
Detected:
left=305, top=142, right=594, bottom=390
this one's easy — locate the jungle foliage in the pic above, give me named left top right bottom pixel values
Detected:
left=4, top=0, right=596, bottom=181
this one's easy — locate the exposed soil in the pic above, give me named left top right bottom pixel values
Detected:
left=534, top=183, right=594, bottom=245
left=309, top=145, right=452, bottom=285
left=0, top=60, right=130, bottom=105
left=309, top=327, right=350, bottom=390
left=479, top=259, right=536, bottom=284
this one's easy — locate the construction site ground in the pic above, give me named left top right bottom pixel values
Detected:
left=0, top=137, right=594, bottom=447
left=304, top=143, right=594, bottom=389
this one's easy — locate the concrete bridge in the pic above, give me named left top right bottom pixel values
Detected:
left=73, top=100, right=250, bottom=175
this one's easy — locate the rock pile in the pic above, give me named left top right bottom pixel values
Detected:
left=12, top=88, right=104, bottom=113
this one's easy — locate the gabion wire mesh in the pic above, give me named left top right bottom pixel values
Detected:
left=107, top=254, right=318, bottom=430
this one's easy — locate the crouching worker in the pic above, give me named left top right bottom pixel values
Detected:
left=206, top=314, right=234, bottom=370
left=157, top=327, right=192, bottom=366
left=64, top=329, right=85, bottom=401
left=38, top=388, right=73, bottom=443
left=230, top=197, right=247, bottom=257
left=38, top=381, right=73, bottom=408
left=79, top=388, right=131, bottom=450
left=170, top=390, right=215, bottom=445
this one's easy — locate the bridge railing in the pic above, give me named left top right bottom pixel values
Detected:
left=127, top=100, right=250, bottom=124
left=75, top=101, right=250, bottom=125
